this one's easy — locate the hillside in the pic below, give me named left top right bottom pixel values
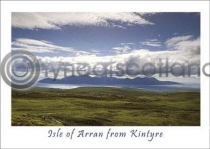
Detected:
left=12, top=87, right=200, bottom=126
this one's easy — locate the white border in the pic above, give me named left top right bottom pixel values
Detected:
left=1, top=1, right=209, bottom=148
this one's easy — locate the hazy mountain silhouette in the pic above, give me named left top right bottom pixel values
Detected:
left=39, top=76, right=180, bottom=85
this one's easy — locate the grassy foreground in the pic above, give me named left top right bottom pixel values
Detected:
left=12, top=87, right=200, bottom=126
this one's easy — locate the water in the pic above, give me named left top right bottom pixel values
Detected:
left=35, top=83, right=200, bottom=92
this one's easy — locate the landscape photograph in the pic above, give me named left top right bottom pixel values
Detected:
left=11, top=12, right=200, bottom=126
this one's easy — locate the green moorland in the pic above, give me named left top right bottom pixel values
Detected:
left=12, top=87, right=200, bottom=126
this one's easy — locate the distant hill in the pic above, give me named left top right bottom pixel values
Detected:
left=39, top=76, right=180, bottom=85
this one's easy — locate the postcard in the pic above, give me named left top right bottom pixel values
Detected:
left=0, top=1, right=209, bottom=148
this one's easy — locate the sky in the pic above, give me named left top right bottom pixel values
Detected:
left=11, top=12, right=200, bottom=83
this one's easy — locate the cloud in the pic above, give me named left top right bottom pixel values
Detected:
left=173, top=32, right=179, bottom=35
left=112, top=43, right=135, bottom=54
left=112, top=46, right=131, bottom=51
left=37, top=42, right=200, bottom=79
left=12, top=35, right=200, bottom=79
left=12, top=12, right=155, bottom=30
left=12, top=38, right=76, bottom=53
left=165, top=35, right=200, bottom=56
left=15, top=35, right=199, bottom=76
left=174, top=38, right=200, bottom=55
left=165, top=35, right=193, bottom=47
left=140, top=39, right=162, bottom=47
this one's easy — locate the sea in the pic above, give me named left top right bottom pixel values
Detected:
left=35, top=83, right=200, bottom=92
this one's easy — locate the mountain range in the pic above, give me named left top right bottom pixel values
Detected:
left=39, top=76, right=180, bottom=86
